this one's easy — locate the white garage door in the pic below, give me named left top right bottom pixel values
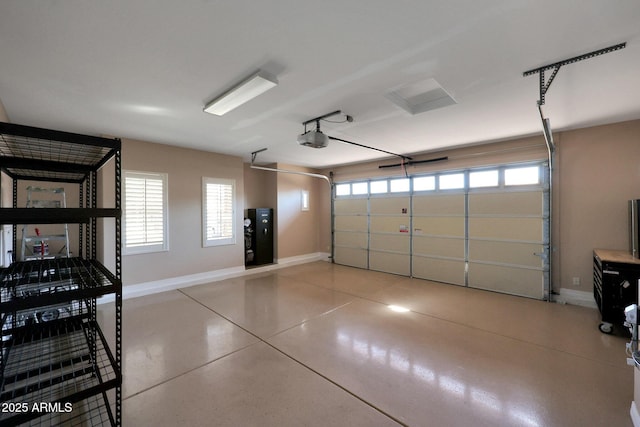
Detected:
left=332, top=162, right=549, bottom=299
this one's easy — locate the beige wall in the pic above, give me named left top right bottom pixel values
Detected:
left=243, top=163, right=330, bottom=260
left=322, top=118, right=640, bottom=293
left=0, top=98, right=8, bottom=122
left=120, top=138, right=245, bottom=286
left=243, top=163, right=277, bottom=210
left=556, top=119, right=640, bottom=291
left=275, top=163, right=329, bottom=259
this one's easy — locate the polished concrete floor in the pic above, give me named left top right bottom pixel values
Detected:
left=99, top=261, right=634, bottom=426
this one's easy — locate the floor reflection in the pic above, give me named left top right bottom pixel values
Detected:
left=336, top=329, right=542, bottom=427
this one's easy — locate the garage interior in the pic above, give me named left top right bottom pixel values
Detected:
left=1, top=1, right=640, bottom=426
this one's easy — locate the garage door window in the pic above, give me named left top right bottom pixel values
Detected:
left=469, top=170, right=499, bottom=188
left=505, top=166, right=540, bottom=186
left=439, top=173, right=464, bottom=190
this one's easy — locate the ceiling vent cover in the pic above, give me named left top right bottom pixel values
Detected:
left=386, top=78, right=456, bottom=115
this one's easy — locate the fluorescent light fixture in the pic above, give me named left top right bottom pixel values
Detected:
left=204, top=70, right=278, bottom=116
left=388, top=305, right=410, bottom=313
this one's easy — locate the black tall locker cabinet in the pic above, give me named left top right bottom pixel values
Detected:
left=247, top=208, right=274, bottom=266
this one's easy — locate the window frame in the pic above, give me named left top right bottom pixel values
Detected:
left=202, top=177, right=236, bottom=247
left=123, top=170, right=169, bottom=255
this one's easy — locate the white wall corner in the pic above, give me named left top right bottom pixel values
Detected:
left=554, top=288, right=597, bottom=309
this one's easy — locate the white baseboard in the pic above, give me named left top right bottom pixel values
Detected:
left=631, top=401, right=640, bottom=427
left=98, top=252, right=330, bottom=304
left=554, top=288, right=597, bottom=309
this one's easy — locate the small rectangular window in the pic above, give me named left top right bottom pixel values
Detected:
left=505, top=166, right=540, bottom=186
left=370, top=180, right=388, bottom=194
left=390, top=178, right=410, bottom=193
left=124, top=171, right=168, bottom=254
left=336, top=183, right=350, bottom=196
left=352, top=182, right=368, bottom=195
left=439, top=173, right=464, bottom=190
left=203, top=177, right=236, bottom=247
left=413, top=176, right=435, bottom=191
left=301, top=190, right=310, bottom=211
left=469, top=170, right=499, bottom=188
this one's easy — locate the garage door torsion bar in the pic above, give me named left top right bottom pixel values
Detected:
left=522, top=42, right=626, bottom=105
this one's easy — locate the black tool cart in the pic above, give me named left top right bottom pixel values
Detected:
left=593, top=248, right=640, bottom=335
left=0, top=122, right=122, bottom=426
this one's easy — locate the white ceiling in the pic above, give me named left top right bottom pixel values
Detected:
left=1, top=1, right=639, bottom=168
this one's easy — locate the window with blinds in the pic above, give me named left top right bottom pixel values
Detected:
left=203, top=177, right=235, bottom=247
left=123, top=171, right=168, bottom=254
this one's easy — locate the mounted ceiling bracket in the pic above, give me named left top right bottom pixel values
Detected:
left=251, top=147, right=268, bottom=164
left=518, top=43, right=626, bottom=302
left=523, top=42, right=626, bottom=105
left=301, top=110, right=350, bottom=128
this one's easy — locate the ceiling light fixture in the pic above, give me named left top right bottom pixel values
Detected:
left=203, top=70, right=278, bottom=116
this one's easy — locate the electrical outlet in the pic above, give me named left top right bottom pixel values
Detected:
left=572, top=277, right=580, bottom=286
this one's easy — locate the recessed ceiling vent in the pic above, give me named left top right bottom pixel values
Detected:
left=386, top=78, right=456, bottom=115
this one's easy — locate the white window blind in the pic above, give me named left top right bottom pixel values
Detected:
left=124, top=171, right=168, bottom=254
left=203, top=178, right=235, bottom=247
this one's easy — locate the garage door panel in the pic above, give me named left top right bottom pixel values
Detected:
left=413, top=217, right=464, bottom=236
left=335, top=198, right=367, bottom=214
left=412, top=257, right=465, bottom=285
left=370, top=197, right=410, bottom=214
left=469, top=191, right=542, bottom=215
left=468, top=263, right=543, bottom=299
left=370, top=251, right=409, bottom=276
left=335, top=231, right=367, bottom=248
left=469, top=217, right=542, bottom=241
left=469, top=240, right=543, bottom=268
left=370, top=233, right=409, bottom=253
left=413, top=235, right=464, bottom=258
left=335, top=215, right=368, bottom=232
left=370, top=216, right=411, bottom=234
left=413, top=194, right=465, bottom=214
left=334, top=247, right=368, bottom=269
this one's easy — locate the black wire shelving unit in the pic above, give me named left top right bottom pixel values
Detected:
left=0, top=122, right=122, bottom=426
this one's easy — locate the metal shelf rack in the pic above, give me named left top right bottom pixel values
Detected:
left=0, top=121, right=122, bottom=426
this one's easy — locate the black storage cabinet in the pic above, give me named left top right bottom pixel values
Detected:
left=593, top=248, right=640, bottom=335
left=247, top=208, right=274, bottom=266
left=0, top=122, right=122, bottom=426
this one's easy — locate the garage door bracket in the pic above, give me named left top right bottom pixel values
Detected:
left=522, top=42, right=626, bottom=105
